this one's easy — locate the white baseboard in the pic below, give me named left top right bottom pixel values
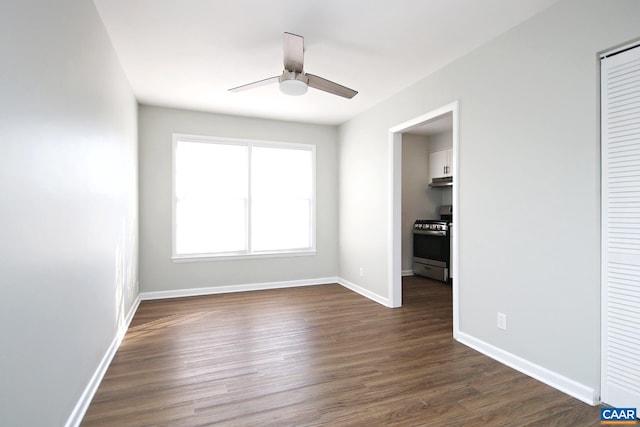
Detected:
left=140, top=277, right=339, bottom=300
left=65, top=295, right=141, bottom=427
left=402, top=270, right=414, bottom=276
left=455, top=331, right=598, bottom=405
left=337, top=277, right=390, bottom=307
left=139, top=277, right=392, bottom=310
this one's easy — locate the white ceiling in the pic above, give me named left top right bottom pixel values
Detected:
left=93, top=0, right=560, bottom=125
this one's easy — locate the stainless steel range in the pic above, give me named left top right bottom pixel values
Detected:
left=412, top=205, right=452, bottom=282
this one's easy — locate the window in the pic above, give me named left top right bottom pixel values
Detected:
left=172, top=134, right=315, bottom=260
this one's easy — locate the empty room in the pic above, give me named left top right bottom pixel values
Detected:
left=1, top=0, right=640, bottom=426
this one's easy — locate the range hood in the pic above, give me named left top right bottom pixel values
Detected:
left=429, top=176, right=453, bottom=187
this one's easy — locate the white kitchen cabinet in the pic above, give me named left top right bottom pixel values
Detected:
left=429, top=149, right=453, bottom=180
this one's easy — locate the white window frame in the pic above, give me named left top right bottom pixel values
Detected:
left=171, top=133, right=316, bottom=262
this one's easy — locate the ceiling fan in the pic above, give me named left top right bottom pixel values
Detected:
left=229, top=32, right=358, bottom=99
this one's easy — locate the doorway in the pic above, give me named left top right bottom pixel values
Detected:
left=387, top=101, right=460, bottom=335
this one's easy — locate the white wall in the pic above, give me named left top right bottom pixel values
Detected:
left=339, top=0, right=640, bottom=396
left=138, top=105, right=338, bottom=293
left=0, top=1, right=138, bottom=425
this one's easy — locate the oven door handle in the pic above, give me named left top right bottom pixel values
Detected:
left=413, top=230, right=447, bottom=236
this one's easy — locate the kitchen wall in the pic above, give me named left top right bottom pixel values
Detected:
left=0, top=1, right=138, bottom=425
left=339, top=0, right=640, bottom=399
left=428, top=130, right=454, bottom=153
left=138, top=105, right=339, bottom=293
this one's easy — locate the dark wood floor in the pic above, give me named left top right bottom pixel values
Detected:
left=82, top=276, right=602, bottom=426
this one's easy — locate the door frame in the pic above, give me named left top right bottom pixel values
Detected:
left=387, top=101, right=460, bottom=336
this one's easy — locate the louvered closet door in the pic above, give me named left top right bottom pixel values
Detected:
left=602, top=43, right=640, bottom=409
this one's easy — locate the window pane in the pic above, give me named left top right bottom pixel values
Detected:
left=252, top=200, right=311, bottom=251
left=252, top=146, right=312, bottom=199
left=176, top=199, right=246, bottom=254
left=175, top=141, right=247, bottom=200
left=251, top=146, right=313, bottom=252
left=175, top=140, right=248, bottom=255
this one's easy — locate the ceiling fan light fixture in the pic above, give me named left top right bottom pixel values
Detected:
left=279, top=78, right=308, bottom=96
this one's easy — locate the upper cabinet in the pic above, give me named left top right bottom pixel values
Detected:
left=429, top=148, right=453, bottom=180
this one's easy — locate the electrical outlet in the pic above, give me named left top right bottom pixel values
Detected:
left=497, top=312, right=507, bottom=330
left=359, top=267, right=364, bottom=277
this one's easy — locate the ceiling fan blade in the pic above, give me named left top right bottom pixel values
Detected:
left=306, top=74, right=358, bottom=99
left=283, top=32, right=304, bottom=73
left=229, top=76, right=279, bottom=92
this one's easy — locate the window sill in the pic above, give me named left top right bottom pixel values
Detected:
left=171, top=250, right=317, bottom=263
